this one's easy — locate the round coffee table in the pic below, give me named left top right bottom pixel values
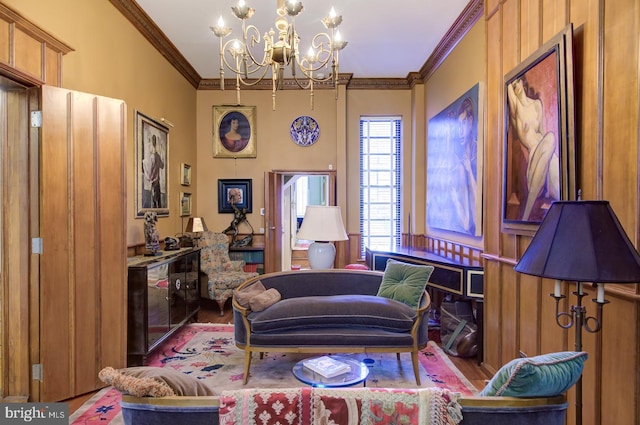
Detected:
left=292, top=356, right=369, bottom=388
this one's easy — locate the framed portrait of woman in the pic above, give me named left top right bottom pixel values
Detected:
left=502, top=24, right=576, bottom=235
left=213, top=105, right=257, bottom=158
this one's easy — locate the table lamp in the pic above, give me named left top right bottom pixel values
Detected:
left=514, top=200, right=640, bottom=425
left=185, top=217, right=208, bottom=247
left=296, top=206, right=348, bottom=269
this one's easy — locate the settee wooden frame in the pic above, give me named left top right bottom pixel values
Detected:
left=231, top=270, right=432, bottom=385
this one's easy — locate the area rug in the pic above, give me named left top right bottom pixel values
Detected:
left=69, top=323, right=476, bottom=424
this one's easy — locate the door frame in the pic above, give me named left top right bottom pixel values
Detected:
left=264, top=170, right=336, bottom=273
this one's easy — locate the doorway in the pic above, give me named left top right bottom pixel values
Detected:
left=283, top=174, right=329, bottom=270
left=263, top=170, right=336, bottom=273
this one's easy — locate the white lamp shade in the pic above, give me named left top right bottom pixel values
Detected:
left=185, top=217, right=208, bottom=233
left=296, top=206, right=348, bottom=242
left=297, top=206, right=347, bottom=270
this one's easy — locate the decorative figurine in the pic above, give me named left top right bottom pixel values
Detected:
left=144, top=211, right=161, bottom=256
left=222, top=200, right=254, bottom=247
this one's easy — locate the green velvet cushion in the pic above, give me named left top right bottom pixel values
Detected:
left=479, top=351, right=588, bottom=397
left=376, top=259, right=434, bottom=308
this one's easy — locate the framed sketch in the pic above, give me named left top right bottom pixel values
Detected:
left=213, top=105, right=257, bottom=158
left=180, top=192, right=192, bottom=217
left=135, top=111, right=169, bottom=218
left=218, top=179, right=252, bottom=213
left=181, top=163, right=191, bottom=186
left=502, top=24, right=576, bottom=235
left=426, top=82, right=484, bottom=237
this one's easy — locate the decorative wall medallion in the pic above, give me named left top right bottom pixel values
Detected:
left=290, top=116, right=320, bottom=146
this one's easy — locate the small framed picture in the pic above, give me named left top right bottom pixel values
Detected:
left=180, top=192, right=192, bottom=217
left=181, top=163, right=191, bottom=186
left=218, top=179, right=252, bottom=213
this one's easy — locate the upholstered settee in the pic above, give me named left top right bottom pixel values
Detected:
left=119, top=392, right=569, bottom=425
left=231, top=267, right=433, bottom=385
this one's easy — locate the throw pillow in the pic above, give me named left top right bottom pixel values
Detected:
left=234, top=280, right=266, bottom=307
left=249, top=288, right=281, bottom=311
left=99, top=366, right=217, bottom=397
left=376, top=259, right=434, bottom=308
left=478, top=351, right=588, bottom=397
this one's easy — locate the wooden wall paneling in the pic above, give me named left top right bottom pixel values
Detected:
left=13, top=27, right=41, bottom=80
left=95, top=96, right=127, bottom=378
left=517, top=272, right=540, bottom=356
left=602, top=0, right=639, bottom=232
left=484, top=6, right=503, bottom=256
left=0, top=20, right=8, bottom=63
left=499, top=0, right=520, bottom=261
left=40, top=86, right=72, bottom=401
left=70, top=93, right=99, bottom=395
left=485, top=0, right=501, bottom=17
left=541, top=0, right=568, bottom=41
left=499, top=263, right=519, bottom=363
left=539, top=280, right=567, bottom=353
left=599, top=295, right=636, bottom=425
left=44, top=47, right=60, bottom=87
left=521, top=0, right=542, bottom=56
left=482, top=259, right=502, bottom=375
left=569, top=0, right=600, bottom=200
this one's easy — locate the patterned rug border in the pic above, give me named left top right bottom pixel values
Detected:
left=70, top=323, right=477, bottom=425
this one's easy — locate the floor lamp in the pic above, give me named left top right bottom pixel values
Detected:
left=514, top=200, right=640, bottom=425
left=296, top=205, right=348, bottom=269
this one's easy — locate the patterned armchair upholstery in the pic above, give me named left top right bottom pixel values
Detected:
left=199, top=231, right=259, bottom=315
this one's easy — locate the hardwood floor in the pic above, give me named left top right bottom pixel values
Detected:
left=66, top=298, right=491, bottom=415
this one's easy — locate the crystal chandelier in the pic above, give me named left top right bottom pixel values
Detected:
left=211, top=0, right=347, bottom=109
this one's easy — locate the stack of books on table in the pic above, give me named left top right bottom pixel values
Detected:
left=303, top=356, right=351, bottom=378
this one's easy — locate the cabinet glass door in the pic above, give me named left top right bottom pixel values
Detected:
left=184, top=251, right=200, bottom=316
left=169, top=259, right=187, bottom=327
left=147, top=263, right=170, bottom=347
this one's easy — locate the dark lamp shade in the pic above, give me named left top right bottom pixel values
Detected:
left=514, top=201, right=640, bottom=283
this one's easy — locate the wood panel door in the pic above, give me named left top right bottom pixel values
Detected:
left=38, top=85, right=127, bottom=401
left=263, top=171, right=282, bottom=274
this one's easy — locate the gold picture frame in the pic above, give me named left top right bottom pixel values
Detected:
left=181, top=163, right=191, bottom=186
left=135, top=111, right=169, bottom=218
left=180, top=192, right=192, bottom=217
left=213, top=105, right=257, bottom=158
left=502, top=24, right=576, bottom=235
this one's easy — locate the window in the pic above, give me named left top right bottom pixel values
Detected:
left=360, top=117, right=401, bottom=256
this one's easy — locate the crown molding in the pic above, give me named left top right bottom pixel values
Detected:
left=198, top=73, right=354, bottom=90
left=109, top=0, right=201, bottom=89
left=419, top=0, right=484, bottom=81
left=112, top=0, right=483, bottom=91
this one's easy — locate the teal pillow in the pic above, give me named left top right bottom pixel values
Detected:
left=479, top=351, right=588, bottom=397
left=376, top=259, right=434, bottom=308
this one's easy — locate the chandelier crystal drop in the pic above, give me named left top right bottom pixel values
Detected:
left=211, top=0, right=347, bottom=110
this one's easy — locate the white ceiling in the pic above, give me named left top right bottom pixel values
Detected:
left=135, top=0, right=471, bottom=80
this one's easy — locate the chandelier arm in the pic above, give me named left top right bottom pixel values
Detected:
left=220, top=39, right=270, bottom=78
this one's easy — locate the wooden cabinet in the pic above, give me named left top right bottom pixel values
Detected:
left=127, top=248, right=201, bottom=366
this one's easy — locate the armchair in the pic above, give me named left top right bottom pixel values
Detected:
left=199, top=231, right=259, bottom=315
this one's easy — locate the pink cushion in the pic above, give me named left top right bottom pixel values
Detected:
left=345, top=263, right=369, bottom=270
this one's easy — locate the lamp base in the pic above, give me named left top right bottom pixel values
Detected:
left=308, top=241, right=336, bottom=269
